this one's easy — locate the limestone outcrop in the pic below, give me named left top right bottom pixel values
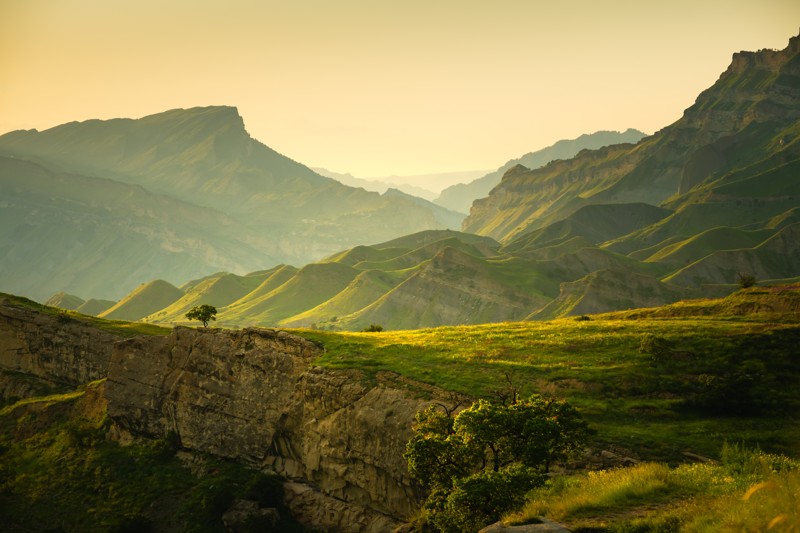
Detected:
left=105, top=326, right=435, bottom=531
left=0, top=296, right=116, bottom=398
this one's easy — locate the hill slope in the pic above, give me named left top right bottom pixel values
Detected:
left=0, top=106, right=466, bottom=300
left=435, top=129, right=646, bottom=214
left=463, top=35, right=800, bottom=243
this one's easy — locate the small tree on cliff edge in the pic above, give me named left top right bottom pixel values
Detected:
left=404, top=394, right=592, bottom=532
left=186, top=304, right=217, bottom=327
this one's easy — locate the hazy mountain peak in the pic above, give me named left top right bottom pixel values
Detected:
left=503, top=164, right=530, bottom=178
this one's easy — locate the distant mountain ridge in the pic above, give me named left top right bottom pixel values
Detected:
left=80, top=33, right=800, bottom=330
left=0, top=106, right=465, bottom=300
left=434, top=129, right=647, bottom=214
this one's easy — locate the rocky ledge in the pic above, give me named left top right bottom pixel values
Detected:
left=105, top=326, right=439, bottom=532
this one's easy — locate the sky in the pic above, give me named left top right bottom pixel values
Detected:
left=1, top=1, right=799, bottom=178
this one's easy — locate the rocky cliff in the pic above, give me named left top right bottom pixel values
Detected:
left=0, top=295, right=115, bottom=398
left=105, top=326, right=437, bottom=532
left=0, top=296, right=439, bottom=531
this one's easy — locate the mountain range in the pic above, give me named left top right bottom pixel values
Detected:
left=5, top=34, right=800, bottom=329
left=0, top=107, right=465, bottom=300
left=433, top=128, right=647, bottom=214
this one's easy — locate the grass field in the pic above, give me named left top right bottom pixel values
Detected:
left=297, top=287, right=800, bottom=461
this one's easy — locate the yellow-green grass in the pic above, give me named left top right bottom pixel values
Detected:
left=98, top=279, right=184, bottom=321
left=144, top=271, right=269, bottom=324
left=504, top=446, right=800, bottom=532
left=1, top=292, right=170, bottom=337
left=296, top=288, right=800, bottom=460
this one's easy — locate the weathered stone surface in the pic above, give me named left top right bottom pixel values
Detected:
left=221, top=499, right=279, bottom=532
left=106, top=326, right=318, bottom=461
left=105, top=326, right=436, bottom=527
left=284, top=482, right=401, bottom=533
left=479, top=518, right=572, bottom=532
left=0, top=297, right=116, bottom=398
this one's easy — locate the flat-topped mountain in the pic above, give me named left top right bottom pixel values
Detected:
left=0, top=107, right=463, bottom=300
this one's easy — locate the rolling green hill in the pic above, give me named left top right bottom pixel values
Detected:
left=99, top=280, right=184, bottom=322
left=27, top=35, right=800, bottom=330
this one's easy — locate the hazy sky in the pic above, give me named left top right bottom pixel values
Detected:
left=2, top=1, right=798, bottom=177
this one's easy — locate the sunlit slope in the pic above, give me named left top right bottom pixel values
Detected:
left=665, top=223, right=800, bottom=286
left=98, top=280, right=184, bottom=321
left=280, top=269, right=413, bottom=328
left=216, top=262, right=360, bottom=326
left=298, top=285, right=800, bottom=459
left=642, top=226, right=775, bottom=264
left=464, top=37, right=800, bottom=243
left=529, top=269, right=689, bottom=320
left=74, top=298, right=116, bottom=316
left=334, top=247, right=553, bottom=330
left=143, top=271, right=271, bottom=323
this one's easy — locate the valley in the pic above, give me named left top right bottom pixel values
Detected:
left=0, top=28, right=799, bottom=533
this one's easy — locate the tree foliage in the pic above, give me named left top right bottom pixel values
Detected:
left=185, top=304, right=217, bottom=327
left=404, top=394, right=592, bottom=532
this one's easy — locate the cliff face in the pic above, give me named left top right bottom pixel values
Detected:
left=105, top=326, right=433, bottom=532
left=0, top=297, right=435, bottom=531
left=0, top=296, right=115, bottom=398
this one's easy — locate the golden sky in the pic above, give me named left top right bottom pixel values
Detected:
left=1, top=0, right=798, bottom=177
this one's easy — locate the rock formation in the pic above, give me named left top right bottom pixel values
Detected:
left=105, top=326, right=437, bottom=531
left=0, top=296, right=115, bottom=398
left=0, top=296, right=441, bottom=531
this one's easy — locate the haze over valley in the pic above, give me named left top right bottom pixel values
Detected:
left=1, top=3, right=800, bottom=532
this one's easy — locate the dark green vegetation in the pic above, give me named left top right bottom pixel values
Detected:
left=0, top=106, right=464, bottom=301
left=185, top=304, right=218, bottom=327
left=405, top=395, right=591, bottom=532
left=299, top=286, right=800, bottom=461
left=0, top=381, right=304, bottom=532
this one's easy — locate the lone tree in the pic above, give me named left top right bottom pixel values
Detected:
left=737, top=272, right=757, bottom=289
left=404, top=394, right=592, bottom=532
left=185, top=304, right=217, bottom=327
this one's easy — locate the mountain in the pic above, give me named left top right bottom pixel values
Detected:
left=0, top=106, right=466, bottom=301
left=98, top=279, right=184, bottom=321
left=312, top=167, right=440, bottom=200
left=43, top=292, right=84, bottom=310
left=0, top=155, right=276, bottom=301
left=434, top=129, right=647, bottom=213
left=464, top=36, right=800, bottom=244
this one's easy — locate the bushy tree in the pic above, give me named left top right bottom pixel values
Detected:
left=186, top=304, right=217, bottom=327
left=404, top=395, right=591, bottom=532
left=737, top=272, right=757, bottom=289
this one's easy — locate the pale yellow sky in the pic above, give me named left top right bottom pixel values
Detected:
left=1, top=0, right=798, bottom=177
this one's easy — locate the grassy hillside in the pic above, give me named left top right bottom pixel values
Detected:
left=144, top=271, right=270, bottom=323
left=297, top=286, right=800, bottom=462
left=99, top=279, right=184, bottom=322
